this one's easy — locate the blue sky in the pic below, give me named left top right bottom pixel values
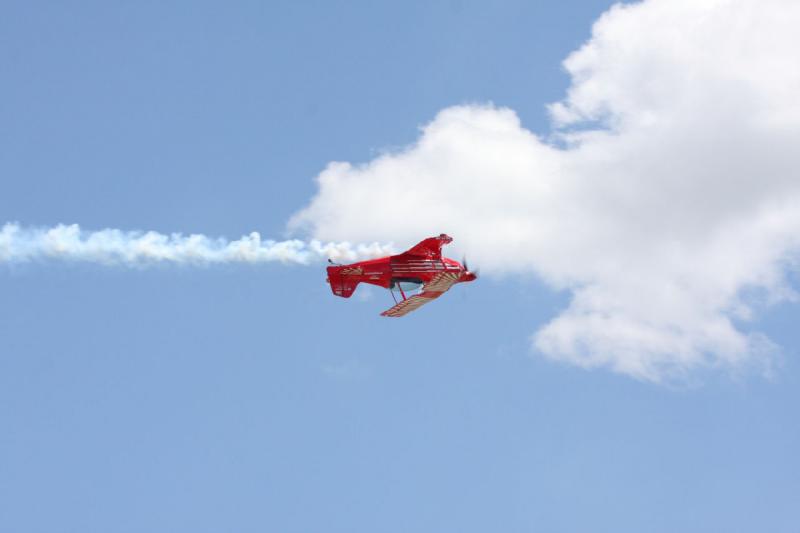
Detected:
left=2, top=1, right=800, bottom=532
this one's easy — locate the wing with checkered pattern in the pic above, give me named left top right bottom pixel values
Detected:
left=380, top=272, right=461, bottom=317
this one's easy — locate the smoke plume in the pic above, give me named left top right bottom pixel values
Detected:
left=0, top=223, right=393, bottom=267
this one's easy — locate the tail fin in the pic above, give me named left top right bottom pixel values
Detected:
left=326, top=265, right=360, bottom=298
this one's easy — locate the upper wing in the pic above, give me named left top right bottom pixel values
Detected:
left=399, top=234, right=453, bottom=260
left=380, top=272, right=461, bottom=317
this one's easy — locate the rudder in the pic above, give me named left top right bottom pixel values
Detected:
left=326, top=265, right=360, bottom=298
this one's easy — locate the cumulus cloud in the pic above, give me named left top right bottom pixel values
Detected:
left=0, top=223, right=393, bottom=266
left=290, top=0, right=800, bottom=381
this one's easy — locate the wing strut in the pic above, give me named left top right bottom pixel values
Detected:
left=389, top=282, right=409, bottom=305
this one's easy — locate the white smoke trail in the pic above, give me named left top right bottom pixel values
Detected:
left=0, top=223, right=395, bottom=266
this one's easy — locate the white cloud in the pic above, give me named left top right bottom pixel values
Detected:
left=290, top=0, right=800, bottom=382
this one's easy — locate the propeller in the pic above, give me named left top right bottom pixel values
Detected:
left=462, top=256, right=480, bottom=278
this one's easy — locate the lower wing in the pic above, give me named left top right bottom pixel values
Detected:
left=380, top=272, right=460, bottom=317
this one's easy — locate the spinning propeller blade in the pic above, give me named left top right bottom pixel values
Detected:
left=462, top=256, right=479, bottom=278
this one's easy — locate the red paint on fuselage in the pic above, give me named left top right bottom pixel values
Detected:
left=327, top=234, right=476, bottom=298
left=326, top=234, right=476, bottom=298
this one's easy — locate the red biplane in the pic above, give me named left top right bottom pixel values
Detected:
left=326, top=234, right=477, bottom=317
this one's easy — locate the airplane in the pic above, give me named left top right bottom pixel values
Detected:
left=326, top=234, right=477, bottom=317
